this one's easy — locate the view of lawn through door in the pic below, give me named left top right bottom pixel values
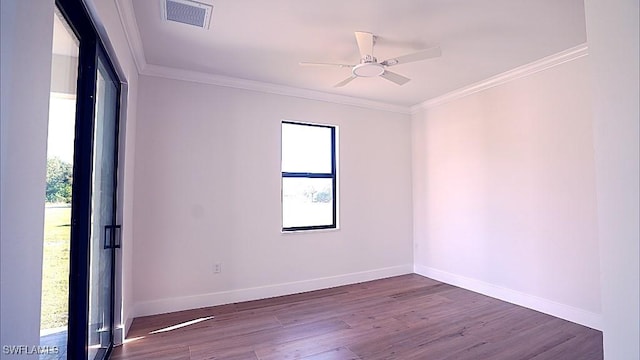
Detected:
left=40, top=7, right=80, bottom=358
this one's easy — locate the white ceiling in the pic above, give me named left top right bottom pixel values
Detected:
left=124, top=0, right=587, bottom=108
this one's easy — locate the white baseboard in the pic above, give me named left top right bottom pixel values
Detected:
left=413, top=264, right=602, bottom=330
left=134, top=264, right=413, bottom=317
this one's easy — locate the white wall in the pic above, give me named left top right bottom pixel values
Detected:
left=412, top=55, right=602, bottom=328
left=584, top=0, right=639, bottom=358
left=132, top=75, right=414, bottom=316
left=1, top=1, right=55, bottom=358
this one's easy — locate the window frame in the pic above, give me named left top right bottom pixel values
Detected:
left=281, top=121, right=337, bottom=232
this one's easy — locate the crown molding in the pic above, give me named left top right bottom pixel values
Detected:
left=411, top=43, right=589, bottom=114
left=142, top=64, right=411, bottom=114
left=115, top=0, right=147, bottom=74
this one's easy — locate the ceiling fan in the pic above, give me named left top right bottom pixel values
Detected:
left=300, top=31, right=441, bottom=87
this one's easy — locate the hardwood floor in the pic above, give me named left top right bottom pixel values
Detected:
left=111, top=274, right=602, bottom=360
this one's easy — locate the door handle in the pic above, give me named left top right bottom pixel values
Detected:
left=104, top=225, right=122, bottom=249
left=113, top=225, right=121, bottom=249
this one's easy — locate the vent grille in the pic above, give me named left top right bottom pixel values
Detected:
left=163, top=0, right=213, bottom=29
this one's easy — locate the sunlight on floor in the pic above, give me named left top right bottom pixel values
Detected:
left=148, top=316, right=215, bottom=334
left=122, top=336, right=145, bottom=344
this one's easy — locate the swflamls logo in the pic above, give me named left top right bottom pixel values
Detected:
left=2, top=345, right=60, bottom=354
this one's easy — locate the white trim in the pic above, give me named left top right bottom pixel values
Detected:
left=133, top=264, right=413, bottom=317
left=114, top=0, right=147, bottom=74
left=113, top=326, right=124, bottom=346
left=410, top=43, right=589, bottom=113
left=413, top=264, right=602, bottom=331
left=83, top=0, right=130, bottom=83
left=122, top=308, right=134, bottom=340
left=122, top=312, right=134, bottom=343
left=141, top=64, right=410, bottom=114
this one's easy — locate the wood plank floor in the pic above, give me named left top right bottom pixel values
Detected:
left=111, top=274, right=602, bottom=360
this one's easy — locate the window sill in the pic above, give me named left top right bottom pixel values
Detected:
left=281, top=227, right=340, bottom=235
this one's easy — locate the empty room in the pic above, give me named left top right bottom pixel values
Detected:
left=1, top=0, right=638, bottom=360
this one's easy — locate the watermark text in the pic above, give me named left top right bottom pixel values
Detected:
left=2, top=345, right=60, bottom=355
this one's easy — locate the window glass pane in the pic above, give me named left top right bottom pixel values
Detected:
left=88, top=57, right=118, bottom=360
left=282, top=123, right=332, bottom=173
left=282, top=178, right=333, bottom=228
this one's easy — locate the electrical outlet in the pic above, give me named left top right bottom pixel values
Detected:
left=213, top=263, right=222, bottom=274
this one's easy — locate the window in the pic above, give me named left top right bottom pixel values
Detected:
left=281, top=121, right=337, bottom=231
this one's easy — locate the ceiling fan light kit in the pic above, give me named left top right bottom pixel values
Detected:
left=301, top=31, right=441, bottom=88
left=353, top=62, right=385, bottom=77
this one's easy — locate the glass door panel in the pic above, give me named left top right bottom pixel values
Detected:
left=87, top=55, right=119, bottom=360
left=40, top=7, right=79, bottom=359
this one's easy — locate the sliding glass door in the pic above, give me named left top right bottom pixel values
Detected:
left=53, top=1, right=122, bottom=359
left=87, top=53, right=120, bottom=360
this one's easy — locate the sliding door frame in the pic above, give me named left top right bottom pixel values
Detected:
left=55, top=0, right=123, bottom=359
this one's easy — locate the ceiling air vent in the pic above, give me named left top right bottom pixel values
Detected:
left=163, top=0, right=213, bottom=29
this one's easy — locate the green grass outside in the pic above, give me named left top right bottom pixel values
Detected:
left=41, top=206, right=71, bottom=330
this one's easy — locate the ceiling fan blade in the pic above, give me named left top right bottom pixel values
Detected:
left=299, top=62, right=354, bottom=68
left=354, top=31, right=374, bottom=59
left=379, top=70, right=410, bottom=85
left=334, top=76, right=357, bottom=88
left=380, top=46, right=442, bottom=66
